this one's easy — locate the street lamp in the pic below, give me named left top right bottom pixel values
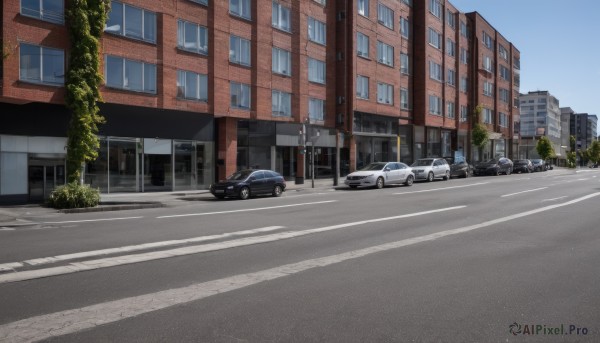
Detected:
left=302, top=117, right=320, bottom=188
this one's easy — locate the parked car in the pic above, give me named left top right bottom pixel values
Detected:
left=345, top=162, right=414, bottom=189
left=210, top=169, right=286, bottom=200
left=530, top=159, right=546, bottom=172
left=444, top=157, right=472, bottom=178
left=512, top=159, right=533, bottom=173
left=411, top=158, right=451, bottom=182
left=473, top=157, right=513, bottom=176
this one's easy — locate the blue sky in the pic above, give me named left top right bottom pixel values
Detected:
left=449, top=0, right=600, bottom=115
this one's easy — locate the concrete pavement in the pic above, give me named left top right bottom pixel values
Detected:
left=0, top=178, right=337, bottom=226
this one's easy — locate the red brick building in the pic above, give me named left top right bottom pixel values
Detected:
left=0, top=0, right=520, bottom=203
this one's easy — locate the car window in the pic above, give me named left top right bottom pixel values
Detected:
left=412, top=159, right=434, bottom=167
left=228, top=170, right=253, bottom=180
left=398, top=163, right=406, bottom=169
left=360, top=163, right=388, bottom=171
left=252, top=171, right=265, bottom=180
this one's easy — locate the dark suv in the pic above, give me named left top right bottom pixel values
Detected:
left=513, top=159, right=533, bottom=173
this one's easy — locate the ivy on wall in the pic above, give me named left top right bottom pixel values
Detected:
left=64, top=0, right=110, bottom=183
left=471, top=104, right=489, bottom=148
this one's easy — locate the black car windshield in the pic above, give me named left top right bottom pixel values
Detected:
left=515, top=160, right=528, bottom=163
left=227, top=170, right=254, bottom=180
left=412, top=159, right=434, bottom=167
left=359, top=163, right=387, bottom=171
left=484, top=159, right=499, bottom=163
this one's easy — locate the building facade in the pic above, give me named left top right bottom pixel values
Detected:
left=518, top=91, right=562, bottom=160
left=0, top=0, right=520, bottom=203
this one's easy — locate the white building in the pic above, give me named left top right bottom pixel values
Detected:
left=519, top=91, right=562, bottom=160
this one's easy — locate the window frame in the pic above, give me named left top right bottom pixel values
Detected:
left=428, top=27, right=442, bottom=49
left=20, top=0, right=64, bottom=24
left=400, top=53, right=410, bottom=75
left=358, top=0, right=369, bottom=17
left=177, top=69, right=208, bottom=101
left=272, top=89, right=292, bottom=117
left=377, top=41, right=394, bottom=67
left=357, top=32, right=370, bottom=58
left=272, top=47, right=291, bottom=76
left=308, top=98, right=325, bottom=121
left=377, top=82, right=394, bottom=105
left=356, top=75, right=369, bottom=99
left=429, top=0, right=442, bottom=19
left=429, top=94, right=442, bottom=115
left=272, top=1, right=291, bottom=32
left=105, top=1, right=157, bottom=44
left=308, top=17, right=327, bottom=45
left=230, top=35, right=251, bottom=66
left=177, top=19, right=208, bottom=55
left=104, top=55, right=157, bottom=94
left=400, top=87, right=410, bottom=110
left=377, top=2, right=394, bottom=30
left=229, top=0, right=251, bottom=20
left=19, top=42, right=65, bottom=86
left=308, top=57, right=326, bottom=85
left=230, top=81, right=251, bottom=109
left=429, top=60, right=443, bottom=82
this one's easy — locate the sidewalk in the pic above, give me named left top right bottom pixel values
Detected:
left=0, top=178, right=338, bottom=226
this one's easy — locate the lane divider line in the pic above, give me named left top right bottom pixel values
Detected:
left=501, top=187, right=548, bottom=198
left=0, top=206, right=465, bottom=284
left=156, top=200, right=337, bottom=219
left=43, top=216, right=144, bottom=225
left=393, top=182, right=490, bottom=195
left=1, top=193, right=598, bottom=343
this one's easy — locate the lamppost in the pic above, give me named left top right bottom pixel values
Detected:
left=300, top=117, right=320, bottom=188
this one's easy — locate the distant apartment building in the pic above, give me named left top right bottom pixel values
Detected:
left=569, top=112, right=598, bottom=150
left=0, top=0, right=520, bottom=203
left=518, top=91, right=561, bottom=160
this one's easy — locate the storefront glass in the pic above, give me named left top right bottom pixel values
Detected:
left=110, top=139, right=138, bottom=193
left=427, top=127, right=441, bottom=157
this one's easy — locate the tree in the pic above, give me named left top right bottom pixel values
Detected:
left=64, top=0, right=109, bottom=184
left=535, top=136, right=555, bottom=161
left=587, top=140, right=600, bottom=166
left=471, top=104, right=489, bottom=148
left=566, top=135, right=577, bottom=168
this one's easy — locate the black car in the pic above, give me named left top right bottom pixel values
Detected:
left=444, top=157, right=472, bottom=178
left=473, top=157, right=513, bottom=176
left=530, top=159, right=546, bottom=172
left=210, top=169, right=286, bottom=200
left=513, top=159, right=533, bottom=173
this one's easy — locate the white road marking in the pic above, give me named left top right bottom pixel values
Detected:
left=156, top=200, right=337, bottom=219
left=43, top=216, right=143, bottom=224
left=501, top=187, right=548, bottom=198
left=0, top=228, right=16, bottom=231
left=0, top=262, right=23, bottom=272
left=1, top=193, right=598, bottom=343
left=393, top=182, right=489, bottom=195
left=577, top=178, right=590, bottom=181
left=0, top=206, right=465, bottom=284
left=541, top=196, right=568, bottom=202
left=514, top=178, right=531, bottom=181
left=22, top=226, right=286, bottom=267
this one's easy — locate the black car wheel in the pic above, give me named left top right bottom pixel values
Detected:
left=349, top=185, right=358, bottom=189
left=443, top=170, right=450, bottom=181
left=239, top=186, right=250, bottom=200
left=464, top=170, right=469, bottom=178
left=375, top=177, right=384, bottom=189
left=427, top=172, right=434, bottom=182
left=404, top=175, right=414, bottom=186
left=505, top=168, right=512, bottom=175
left=272, top=185, right=283, bottom=197
left=495, top=169, right=500, bottom=176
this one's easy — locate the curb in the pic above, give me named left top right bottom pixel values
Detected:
left=59, top=202, right=166, bottom=214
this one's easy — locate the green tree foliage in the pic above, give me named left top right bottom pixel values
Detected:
left=64, top=0, right=109, bottom=183
left=535, top=136, right=555, bottom=161
left=566, top=135, right=577, bottom=168
left=587, top=140, right=600, bottom=165
left=471, top=104, right=489, bottom=148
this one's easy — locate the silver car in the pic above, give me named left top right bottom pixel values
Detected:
left=345, top=162, right=414, bottom=189
left=411, top=158, right=451, bottom=182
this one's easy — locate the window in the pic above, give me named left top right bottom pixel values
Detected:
left=105, top=55, right=156, bottom=94
left=377, top=82, right=393, bottom=104
left=400, top=88, right=410, bottom=110
left=356, top=75, right=369, bottom=99
left=313, top=0, right=326, bottom=5
left=377, top=3, right=394, bottom=30
left=446, top=38, right=455, bottom=57
left=483, top=108, right=493, bottom=124
left=308, top=17, right=326, bottom=45
left=272, top=47, right=291, bottom=76
left=21, top=0, right=64, bottom=24
left=483, top=55, right=494, bottom=73
left=429, top=0, right=442, bottom=18
left=483, top=81, right=494, bottom=97
left=357, top=32, right=369, bottom=58
left=428, top=27, right=442, bottom=49
left=460, top=105, right=468, bottom=122
left=482, top=31, right=493, bottom=49
left=460, top=76, right=468, bottom=93
left=499, top=88, right=510, bottom=103
left=460, top=20, right=468, bottom=38
left=402, top=0, right=412, bottom=6
left=177, top=20, right=208, bottom=55
left=272, top=90, right=291, bottom=117
left=308, top=58, right=326, bottom=84
left=447, top=69, right=456, bottom=86
left=499, top=65, right=510, bottom=81
left=429, top=95, right=442, bottom=115
left=446, top=9, right=456, bottom=29
left=230, top=35, right=251, bottom=66
left=377, top=41, right=394, bottom=67
left=446, top=101, right=455, bottom=119
left=460, top=47, right=468, bottom=64
left=19, top=43, right=64, bottom=85
left=230, top=0, right=251, bottom=20
left=189, top=0, right=208, bottom=5
left=499, top=44, right=508, bottom=61
left=400, top=53, right=410, bottom=74
left=177, top=70, right=207, bottom=101
left=499, top=112, right=508, bottom=127
left=514, top=57, right=520, bottom=70
left=429, top=61, right=443, bottom=82
left=514, top=72, right=520, bottom=87
left=230, top=82, right=251, bottom=109
left=358, top=0, right=369, bottom=17
left=309, top=98, right=325, bottom=121
left=272, top=1, right=291, bottom=32
left=105, top=1, right=156, bottom=43
left=400, top=17, right=410, bottom=38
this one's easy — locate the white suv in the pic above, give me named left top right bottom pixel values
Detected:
left=411, top=158, right=450, bottom=182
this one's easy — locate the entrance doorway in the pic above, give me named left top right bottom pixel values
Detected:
left=28, top=159, right=66, bottom=202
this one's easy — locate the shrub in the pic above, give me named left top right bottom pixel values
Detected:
left=47, top=182, right=100, bottom=209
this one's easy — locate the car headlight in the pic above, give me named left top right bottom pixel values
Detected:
left=227, top=185, right=234, bottom=190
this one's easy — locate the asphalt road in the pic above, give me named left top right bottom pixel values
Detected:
left=1, top=168, right=599, bottom=342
